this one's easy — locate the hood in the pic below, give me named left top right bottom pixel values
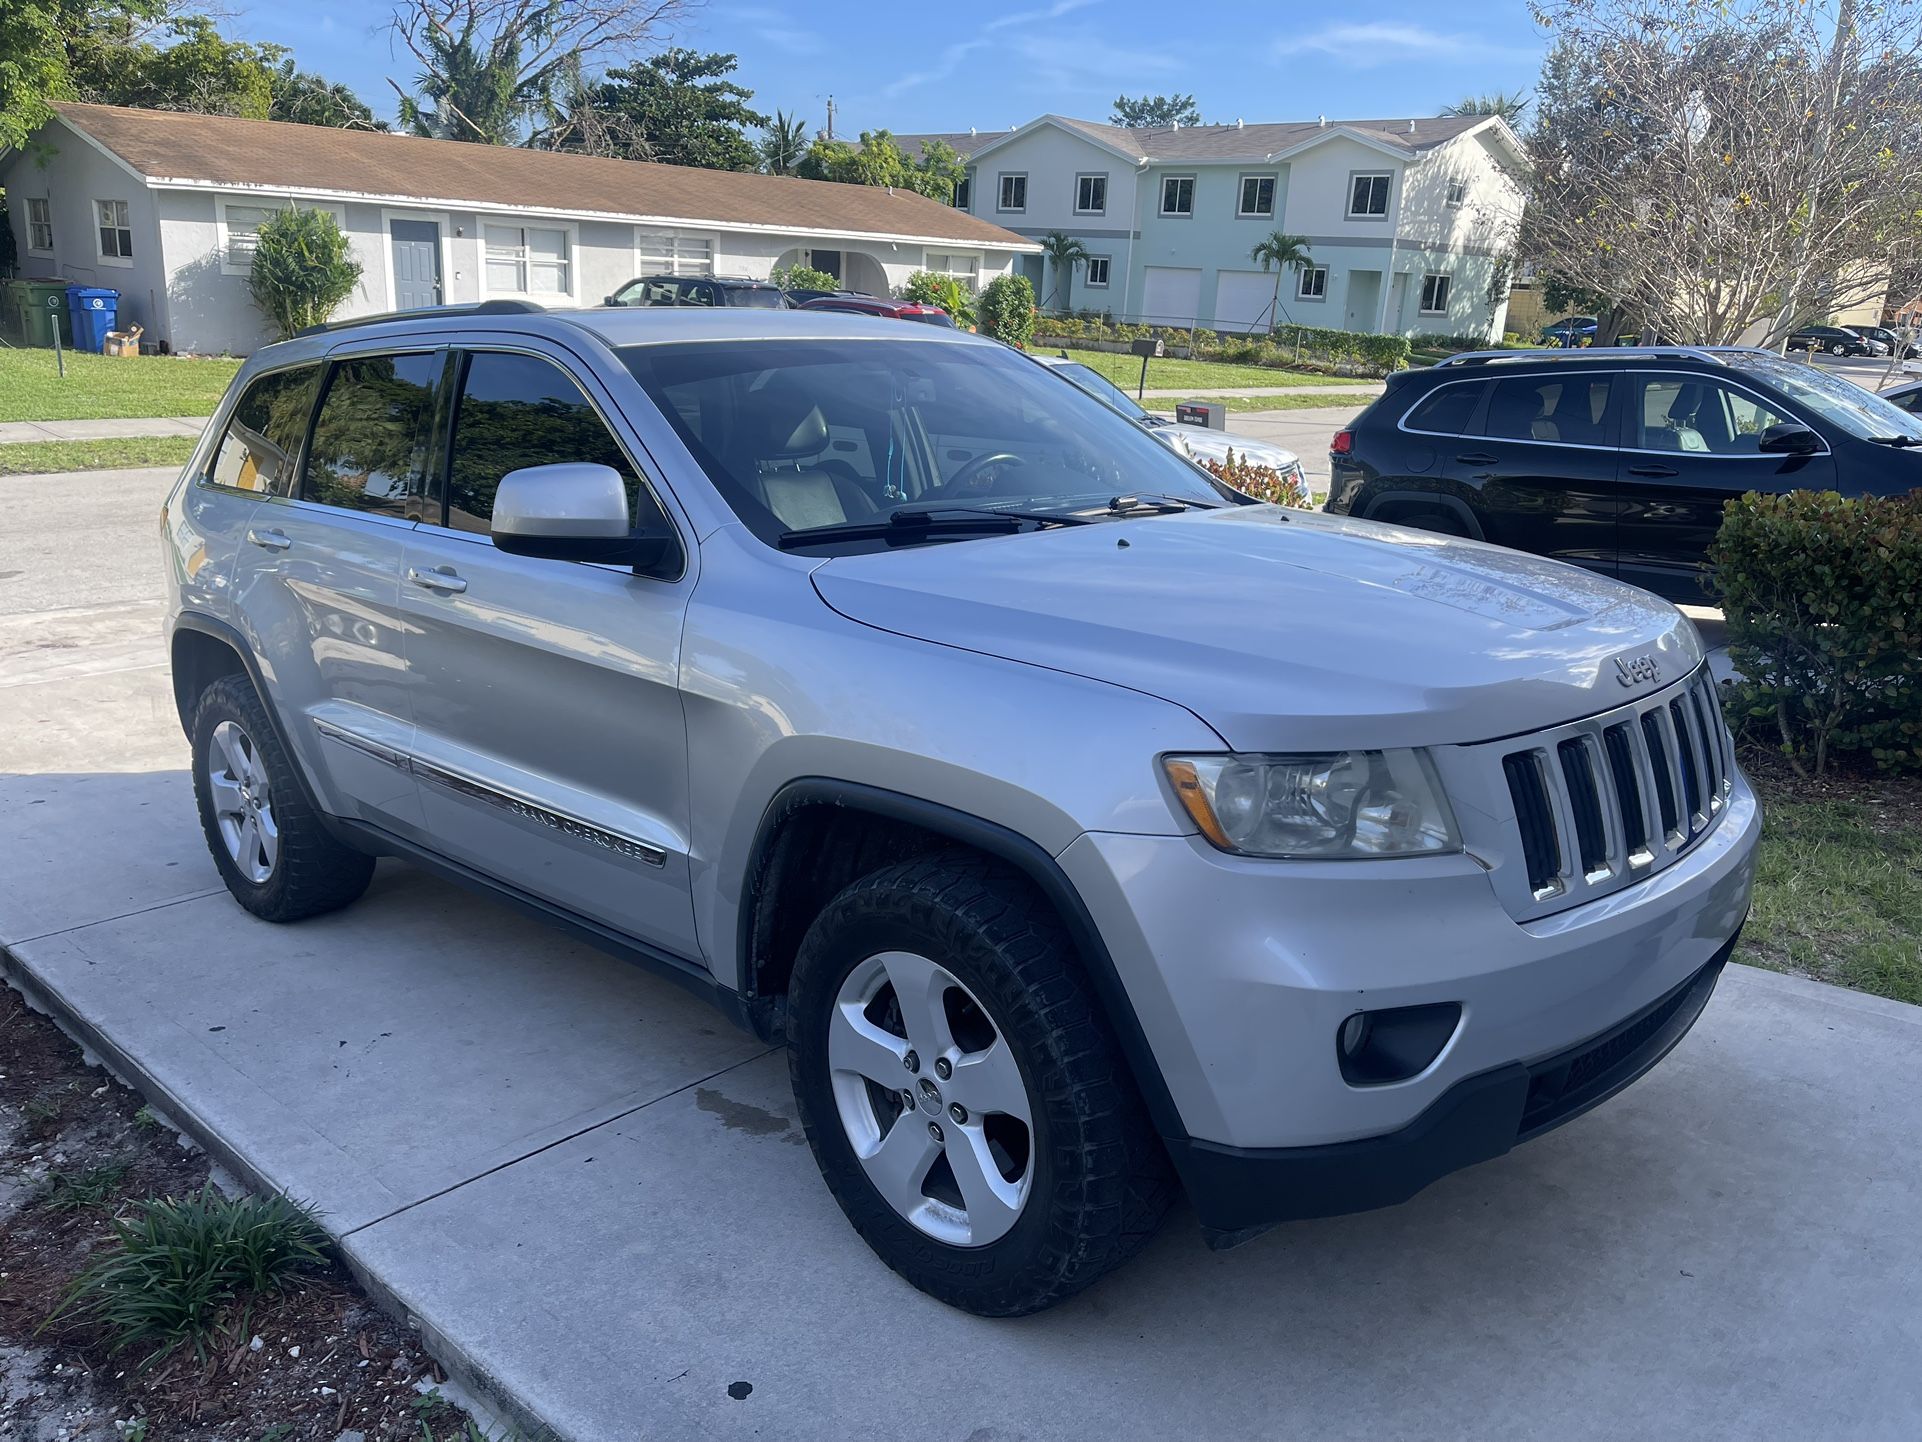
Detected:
left=810, top=506, right=1700, bottom=751
left=1170, top=425, right=1300, bottom=470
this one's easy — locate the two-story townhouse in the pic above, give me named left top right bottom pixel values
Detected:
left=898, top=113, right=1526, bottom=341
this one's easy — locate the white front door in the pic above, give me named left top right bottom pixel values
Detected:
left=1140, top=266, right=1201, bottom=327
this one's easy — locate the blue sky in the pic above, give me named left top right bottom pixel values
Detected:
left=226, top=0, right=1547, bottom=137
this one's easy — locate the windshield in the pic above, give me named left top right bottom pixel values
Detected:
left=1727, top=354, right=1922, bottom=440
left=728, top=288, right=788, bottom=310
left=1046, top=360, right=1151, bottom=422
left=619, top=338, right=1234, bottom=547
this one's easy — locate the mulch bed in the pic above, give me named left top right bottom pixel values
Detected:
left=0, top=996, right=486, bottom=1440
left=1739, top=745, right=1922, bottom=833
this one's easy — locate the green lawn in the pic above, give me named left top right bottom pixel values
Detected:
left=0, top=349, right=239, bottom=423
left=1151, top=393, right=1375, bottom=414
left=1736, top=771, right=1922, bottom=1004
left=1050, top=347, right=1372, bottom=392
left=0, top=436, right=196, bottom=476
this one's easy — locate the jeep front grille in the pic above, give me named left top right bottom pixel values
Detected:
left=1459, top=667, right=1735, bottom=921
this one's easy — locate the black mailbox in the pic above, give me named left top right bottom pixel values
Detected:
left=1129, top=337, right=1165, bottom=358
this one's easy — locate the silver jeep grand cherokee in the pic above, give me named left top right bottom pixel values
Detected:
left=161, top=304, right=1758, bottom=1315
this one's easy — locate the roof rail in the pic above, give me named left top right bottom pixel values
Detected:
left=293, top=298, right=547, bottom=340
left=1435, top=345, right=1732, bottom=368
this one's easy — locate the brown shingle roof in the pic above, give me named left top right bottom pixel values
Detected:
left=53, top=103, right=1034, bottom=249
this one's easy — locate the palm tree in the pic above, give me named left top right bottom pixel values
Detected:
left=1249, top=231, right=1313, bottom=333
left=1440, top=91, right=1529, bottom=124
left=1037, top=231, right=1090, bottom=315
left=760, top=111, right=809, bottom=175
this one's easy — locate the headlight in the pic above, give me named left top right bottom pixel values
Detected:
left=1162, top=750, right=1460, bottom=858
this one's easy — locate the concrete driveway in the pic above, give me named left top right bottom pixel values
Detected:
left=4, top=468, right=1920, bottom=1440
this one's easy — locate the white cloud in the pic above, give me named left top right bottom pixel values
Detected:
left=883, top=0, right=1102, bottom=97
left=1272, top=22, right=1536, bottom=66
left=734, top=6, right=824, bottom=56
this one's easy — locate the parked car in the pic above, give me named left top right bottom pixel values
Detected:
left=604, top=275, right=788, bottom=309
left=1032, top=353, right=1306, bottom=485
left=799, top=294, right=955, bottom=327
left=1324, top=345, right=1922, bottom=604
left=1880, top=376, right=1922, bottom=414
left=782, top=287, right=849, bottom=306
left=1846, top=324, right=1915, bottom=359
left=1786, top=325, right=1873, bottom=356
left=1540, top=315, right=1598, bottom=345
left=163, top=305, right=1757, bottom=1316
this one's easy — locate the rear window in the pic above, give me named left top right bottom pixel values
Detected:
left=1401, top=381, right=1482, bottom=435
left=727, top=287, right=787, bottom=309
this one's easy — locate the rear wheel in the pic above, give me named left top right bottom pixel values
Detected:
left=1827, top=340, right=1847, bottom=355
left=787, top=853, right=1171, bottom=1315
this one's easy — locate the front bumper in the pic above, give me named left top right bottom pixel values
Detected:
left=1168, top=933, right=1735, bottom=1236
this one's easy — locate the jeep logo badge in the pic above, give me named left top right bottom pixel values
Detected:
left=1614, top=653, right=1662, bottom=688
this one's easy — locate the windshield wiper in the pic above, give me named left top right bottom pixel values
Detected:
left=776, top=505, right=1087, bottom=550
left=1104, top=493, right=1222, bottom=513
left=1867, top=434, right=1922, bottom=447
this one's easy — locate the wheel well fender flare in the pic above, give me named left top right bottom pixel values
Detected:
left=1361, top=488, right=1486, bottom=540
left=739, top=778, right=1189, bottom=1142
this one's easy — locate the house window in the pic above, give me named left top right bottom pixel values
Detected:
left=26, top=197, right=53, bottom=253
left=221, top=203, right=282, bottom=272
left=925, top=251, right=982, bottom=292
left=1446, top=178, right=1468, bottom=208
left=1075, top=174, right=1107, bottom=214
left=1420, top=272, right=1452, bottom=315
left=485, top=223, right=572, bottom=296
left=1160, top=175, right=1195, bottom=216
left=1348, top=172, right=1392, bottom=218
left=997, top=173, right=1027, bottom=212
left=636, top=228, right=713, bottom=277
left=1085, top=255, right=1110, bottom=288
left=95, top=199, right=133, bottom=264
left=1238, top=175, right=1275, bottom=217
left=1297, top=265, right=1328, bottom=300
left=953, top=173, right=972, bottom=210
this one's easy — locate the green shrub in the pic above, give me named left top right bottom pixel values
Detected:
left=50, top=1188, right=328, bottom=1366
left=1710, top=490, right=1922, bottom=775
left=1027, top=316, right=1410, bottom=375
left=248, top=207, right=362, bottom=340
left=770, top=263, right=839, bottom=293
left=978, top=273, right=1036, bottom=348
left=898, top=270, right=975, bottom=326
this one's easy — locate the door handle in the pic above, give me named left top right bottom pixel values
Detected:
left=246, top=527, right=291, bottom=552
left=408, top=565, right=468, bottom=595
left=1454, top=452, right=1498, bottom=466
left=1627, top=463, right=1680, bottom=477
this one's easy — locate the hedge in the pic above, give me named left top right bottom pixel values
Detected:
left=1030, top=314, right=1410, bottom=376
left=1709, top=489, right=1922, bottom=775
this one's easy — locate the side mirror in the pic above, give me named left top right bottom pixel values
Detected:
left=1757, top=422, right=1821, bottom=456
left=490, top=463, right=672, bottom=569
left=602, top=294, right=618, bottom=306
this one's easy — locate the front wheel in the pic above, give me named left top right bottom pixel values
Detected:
left=787, top=854, right=1172, bottom=1315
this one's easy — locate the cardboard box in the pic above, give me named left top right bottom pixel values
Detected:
left=102, top=322, right=143, bottom=357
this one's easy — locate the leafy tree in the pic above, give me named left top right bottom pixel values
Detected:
left=269, top=60, right=385, bottom=130
left=540, top=49, right=766, bottom=167
left=248, top=207, right=362, bottom=339
left=1, top=0, right=139, bottom=151
left=1109, top=92, right=1200, bottom=128
left=388, top=0, right=693, bottom=145
left=796, top=129, right=965, bottom=200
left=1440, top=91, right=1529, bottom=123
left=977, top=272, right=1035, bottom=348
left=759, top=109, right=809, bottom=175
left=1036, top=231, right=1088, bottom=313
left=0, top=194, right=17, bottom=276
left=770, top=262, right=838, bottom=292
left=1248, top=230, right=1312, bottom=333
left=69, top=12, right=282, bottom=119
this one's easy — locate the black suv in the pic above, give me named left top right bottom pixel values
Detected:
left=603, top=275, right=787, bottom=309
left=1325, top=346, right=1922, bottom=603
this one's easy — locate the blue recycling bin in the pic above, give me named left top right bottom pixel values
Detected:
left=65, top=286, right=120, bottom=353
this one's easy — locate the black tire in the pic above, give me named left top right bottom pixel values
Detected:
left=787, top=852, right=1173, bottom=1316
left=189, top=673, right=374, bottom=922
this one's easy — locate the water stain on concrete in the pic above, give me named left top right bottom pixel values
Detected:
left=695, top=1087, right=792, bottom=1138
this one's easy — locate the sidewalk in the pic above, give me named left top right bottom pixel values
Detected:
left=0, top=416, right=209, bottom=444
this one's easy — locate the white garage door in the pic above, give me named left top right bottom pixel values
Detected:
left=1140, top=266, right=1201, bottom=326
left=1214, top=269, right=1281, bottom=334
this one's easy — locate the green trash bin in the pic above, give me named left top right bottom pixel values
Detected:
left=5, top=277, right=76, bottom=347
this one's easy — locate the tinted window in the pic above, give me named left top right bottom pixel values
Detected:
left=1402, top=382, right=1482, bottom=436
left=446, top=351, right=665, bottom=536
left=726, top=286, right=786, bottom=309
left=302, top=353, right=441, bottom=517
left=207, top=364, right=320, bottom=495
left=1628, top=377, right=1794, bottom=455
left=1482, top=375, right=1613, bottom=446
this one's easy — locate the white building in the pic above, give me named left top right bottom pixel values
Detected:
left=1, top=104, right=1038, bottom=355
left=899, top=113, right=1526, bottom=340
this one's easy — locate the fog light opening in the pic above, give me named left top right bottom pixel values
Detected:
left=1335, top=1002, right=1463, bottom=1087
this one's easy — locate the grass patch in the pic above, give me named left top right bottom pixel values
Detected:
left=1148, top=393, right=1375, bottom=414
left=50, top=1187, right=328, bottom=1367
left=1736, top=787, right=1922, bottom=1004
left=0, top=436, right=196, bottom=476
left=0, top=348, right=239, bottom=423
left=1048, top=346, right=1367, bottom=392
left=44, top=1162, right=133, bottom=1213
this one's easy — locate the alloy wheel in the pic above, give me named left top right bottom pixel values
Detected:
left=827, top=950, right=1034, bottom=1246
left=206, top=719, right=279, bottom=884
